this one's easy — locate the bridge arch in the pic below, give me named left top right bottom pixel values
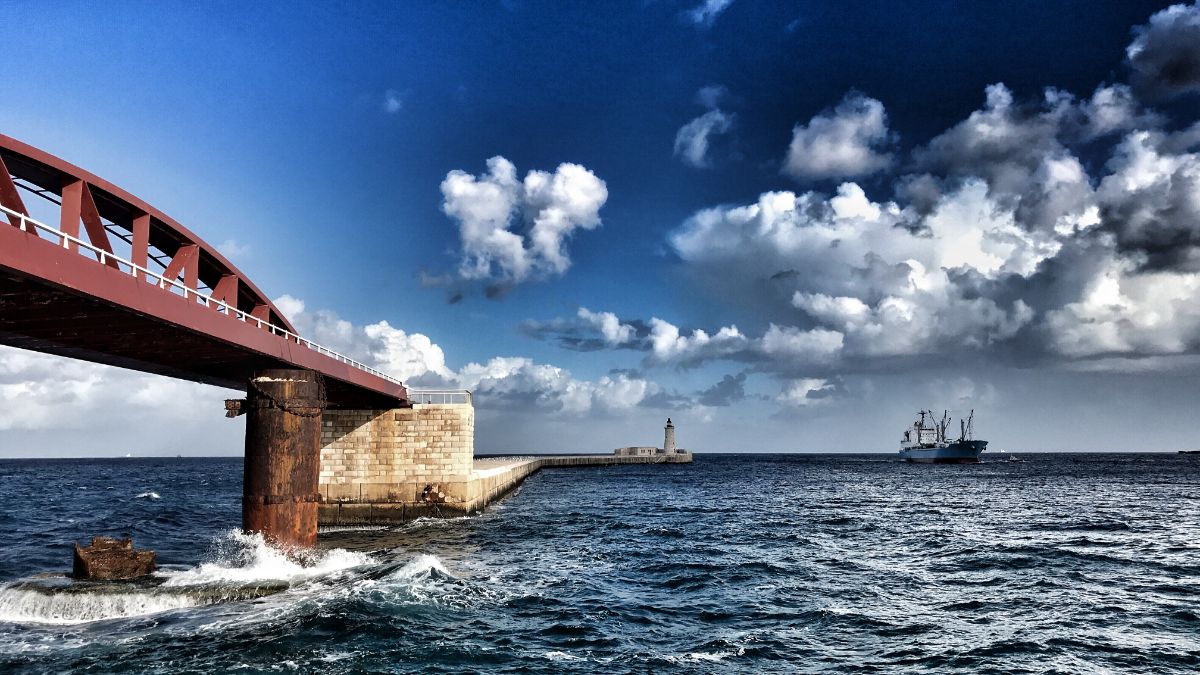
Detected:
left=0, top=133, right=295, bottom=333
left=0, top=133, right=406, bottom=408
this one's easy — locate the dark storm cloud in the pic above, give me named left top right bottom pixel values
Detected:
left=639, top=390, right=695, bottom=410
left=519, top=313, right=651, bottom=352
left=1127, top=1, right=1200, bottom=100
left=697, top=372, right=748, bottom=407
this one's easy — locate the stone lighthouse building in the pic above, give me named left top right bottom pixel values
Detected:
left=612, top=418, right=690, bottom=458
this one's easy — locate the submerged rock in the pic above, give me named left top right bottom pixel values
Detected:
left=72, top=536, right=156, bottom=581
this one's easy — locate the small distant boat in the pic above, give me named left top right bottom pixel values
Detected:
left=1179, top=450, right=1200, bottom=455
left=899, top=409, right=986, bottom=464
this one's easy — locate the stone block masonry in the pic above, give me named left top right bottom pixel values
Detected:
left=319, top=403, right=475, bottom=519
left=317, top=400, right=694, bottom=525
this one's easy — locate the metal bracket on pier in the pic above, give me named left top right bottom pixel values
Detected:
left=225, top=399, right=246, bottom=418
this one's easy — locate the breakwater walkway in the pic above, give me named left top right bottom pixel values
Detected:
left=319, top=452, right=692, bottom=525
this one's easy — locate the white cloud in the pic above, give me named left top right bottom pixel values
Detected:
left=274, top=294, right=305, bottom=323
left=0, top=346, right=232, bottom=433
left=456, top=357, right=652, bottom=414
left=674, top=109, right=735, bottom=168
left=687, top=0, right=735, bottom=27
left=671, top=180, right=1040, bottom=359
left=647, top=318, right=749, bottom=364
left=363, top=321, right=454, bottom=382
left=783, top=93, right=894, bottom=180
left=278, top=297, right=652, bottom=414
left=760, top=324, right=844, bottom=360
left=668, top=74, right=1200, bottom=371
left=577, top=307, right=635, bottom=346
left=216, top=239, right=250, bottom=260
left=278, top=296, right=452, bottom=384
left=777, top=378, right=834, bottom=407
left=1044, top=251, right=1200, bottom=358
left=441, top=156, right=608, bottom=285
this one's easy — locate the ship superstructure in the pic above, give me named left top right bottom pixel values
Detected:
left=899, top=409, right=987, bottom=463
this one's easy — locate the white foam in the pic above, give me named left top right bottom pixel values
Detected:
left=0, top=588, right=199, bottom=625
left=0, top=530, right=375, bottom=626
left=135, top=491, right=161, bottom=500
left=388, top=554, right=451, bottom=581
left=161, top=530, right=372, bottom=587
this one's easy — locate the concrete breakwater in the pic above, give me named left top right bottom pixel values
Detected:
left=319, top=453, right=692, bottom=525
left=317, top=400, right=692, bottom=525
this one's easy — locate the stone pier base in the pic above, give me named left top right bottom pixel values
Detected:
left=319, top=452, right=693, bottom=525
left=318, top=399, right=693, bottom=526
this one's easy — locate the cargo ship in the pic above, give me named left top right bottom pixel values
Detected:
left=899, top=409, right=987, bottom=463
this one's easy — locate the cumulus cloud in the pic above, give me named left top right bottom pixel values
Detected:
left=0, top=346, right=232, bottom=433
left=1127, top=1, right=1200, bottom=99
left=441, top=157, right=608, bottom=287
left=777, top=378, right=835, bottom=407
left=666, top=63, right=1200, bottom=371
left=1095, top=129, right=1200, bottom=269
left=671, top=180, right=1039, bottom=359
left=647, top=318, right=749, bottom=365
left=783, top=92, right=895, bottom=181
left=456, top=357, right=652, bottom=414
left=524, top=308, right=846, bottom=373
left=577, top=308, right=636, bottom=346
left=275, top=296, right=453, bottom=384
left=280, top=298, right=654, bottom=414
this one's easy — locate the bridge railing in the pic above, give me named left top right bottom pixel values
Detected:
left=406, top=390, right=472, bottom=405
left=1, top=204, right=407, bottom=388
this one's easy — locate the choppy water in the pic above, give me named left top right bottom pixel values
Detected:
left=0, top=454, right=1197, bottom=673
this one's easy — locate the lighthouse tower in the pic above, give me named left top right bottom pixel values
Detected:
left=663, top=418, right=676, bottom=454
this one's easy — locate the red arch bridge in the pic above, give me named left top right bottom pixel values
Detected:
left=0, top=133, right=450, bottom=548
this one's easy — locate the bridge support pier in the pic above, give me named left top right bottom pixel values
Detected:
left=242, top=368, right=325, bottom=548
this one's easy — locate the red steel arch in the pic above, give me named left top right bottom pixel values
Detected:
left=0, top=133, right=295, bottom=333
left=0, top=133, right=407, bottom=408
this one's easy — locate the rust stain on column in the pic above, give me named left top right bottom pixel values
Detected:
left=242, top=368, right=324, bottom=548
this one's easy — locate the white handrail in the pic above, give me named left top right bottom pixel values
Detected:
left=406, top=390, right=472, bottom=404
left=0, top=203, right=422, bottom=389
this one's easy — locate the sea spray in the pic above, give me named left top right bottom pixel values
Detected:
left=161, top=529, right=373, bottom=587
left=0, top=586, right=199, bottom=625
left=0, top=530, right=373, bottom=625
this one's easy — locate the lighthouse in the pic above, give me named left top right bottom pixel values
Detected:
left=663, top=418, right=676, bottom=454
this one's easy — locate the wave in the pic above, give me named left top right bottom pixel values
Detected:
left=135, top=491, right=161, bottom=500
left=0, top=530, right=373, bottom=626
left=161, top=530, right=372, bottom=587
left=0, top=586, right=199, bottom=625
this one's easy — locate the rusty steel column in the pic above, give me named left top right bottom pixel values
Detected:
left=242, top=368, right=325, bottom=548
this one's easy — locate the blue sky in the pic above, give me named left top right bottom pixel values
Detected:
left=3, top=0, right=1200, bottom=455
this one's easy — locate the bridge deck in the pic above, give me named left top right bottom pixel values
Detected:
left=0, top=222, right=405, bottom=408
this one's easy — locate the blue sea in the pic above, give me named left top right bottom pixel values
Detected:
left=0, top=454, right=1197, bottom=673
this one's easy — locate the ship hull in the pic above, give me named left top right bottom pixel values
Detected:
left=899, top=440, right=987, bottom=463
